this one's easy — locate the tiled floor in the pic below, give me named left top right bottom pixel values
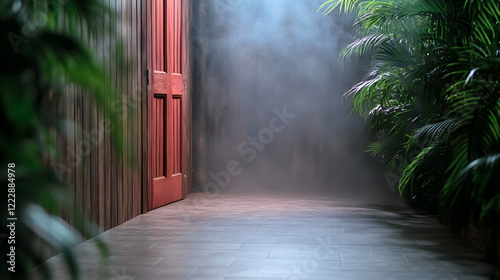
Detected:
left=36, top=192, right=499, bottom=279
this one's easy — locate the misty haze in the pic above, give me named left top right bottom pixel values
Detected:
left=192, top=0, right=393, bottom=200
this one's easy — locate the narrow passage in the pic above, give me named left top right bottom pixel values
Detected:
left=38, top=193, right=498, bottom=279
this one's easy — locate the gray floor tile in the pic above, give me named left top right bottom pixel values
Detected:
left=32, top=193, right=499, bottom=279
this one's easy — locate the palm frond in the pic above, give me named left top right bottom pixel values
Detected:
left=399, top=146, right=434, bottom=196
left=318, top=0, right=362, bottom=15
left=444, top=153, right=500, bottom=218
left=414, top=118, right=459, bottom=147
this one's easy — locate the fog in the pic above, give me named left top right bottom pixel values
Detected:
left=191, top=0, right=397, bottom=201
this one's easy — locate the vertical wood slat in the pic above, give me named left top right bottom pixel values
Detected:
left=160, top=0, right=164, bottom=72
left=173, top=97, right=181, bottom=173
left=67, top=8, right=76, bottom=228
left=159, top=98, right=162, bottom=176
left=74, top=17, right=83, bottom=237
left=127, top=0, right=133, bottom=221
left=111, top=0, right=117, bottom=229
left=173, top=98, right=177, bottom=173
left=155, top=99, right=158, bottom=177
left=141, top=0, right=148, bottom=214
left=161, top=98, right=165, bottom=176
left=155, top=98, right=159, bottom=177
left=166, top=0, right=170, bottom=73
left=122, top=0, right=129, bottom=224
left=172, top=98, right=177, bottom=174
left=179, top=0, right=182, bottom=73
left=172, top=0, right=176, bottom=73
left=154, top=0, right=158, bottom=71
left=173, top=0, right=176, bottom=72
left=98, top=0, right=106, bottom=228
left=138, top=0, right=143, bottom=217
left=56, top=0, right=147, bottom=231
left=153, top=98, right=157, bottom=178
left=153, top=0, right=156, bottom=71
left=178, top=97, right=182, bottom=173
left=146, top=0, right=153, bottom=211
left=163, top=98, right=167, bottom=176
left=159, top=99, right=161, bottom=176
left=157, top=0, right=160, bottom=70
left=155, top=0, right=159, bottom=70
left=87, top=18, right=97, bottom=229
left=81, top=20, right=91, bottom=235
left=173, top=0, right=176, bottom=73
left=122, top=0, right=129, bottom=223
left=166, top=0, right=171, bottom=73
left=131, top=0, right=138, bottom=218
left=175, top=0, right=178, bottom=73
left=167, top=94, right=173, bottom=177
left=175, top=0, right=179, bottom=73
left=152, top=98, right=155, bottom=179
left=103, top=0, right=111, bottom=231
left=155, top=98, right=163, bottom=177
left=116, top=0, right=124, bottom=227
left=132, top=0, right=138, bottom=220
left=93, top=13, right=103, bottom=228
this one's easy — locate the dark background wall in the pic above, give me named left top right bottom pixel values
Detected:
left=190, top=0, right=394, bottom=199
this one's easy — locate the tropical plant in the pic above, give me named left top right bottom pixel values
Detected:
left=0, top=0, right=122, bottom=279
left=320, top=0, right=500, bottom=224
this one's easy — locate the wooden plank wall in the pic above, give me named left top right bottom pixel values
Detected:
left=51, top=0, right=192, bottom=233
left=56, top=0, right=145, bottom=232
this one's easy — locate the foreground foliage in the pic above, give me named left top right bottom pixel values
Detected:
left=321, top=0, right=500, bottom=224
left=0, top=0, right=122, bottom=279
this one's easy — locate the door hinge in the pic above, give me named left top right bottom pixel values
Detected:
left=146, top=69, right=150, bottom=85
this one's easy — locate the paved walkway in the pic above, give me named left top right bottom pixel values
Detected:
left=39, top=193, right=499, bottom=279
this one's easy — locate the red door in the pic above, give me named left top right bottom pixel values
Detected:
left=147, top=0, right=186, bottom=210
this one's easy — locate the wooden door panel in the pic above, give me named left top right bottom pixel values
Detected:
left=172, top=96, right=182, bottom=175
left=152, top=175, right=182, bottom=209
left=148, top=0, right=185, bottom=210
left=171, top=74, right=184, bottom=94
left=153, top=71, right=169, bottom=93
left=153, top=95, right=166, bottom=178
